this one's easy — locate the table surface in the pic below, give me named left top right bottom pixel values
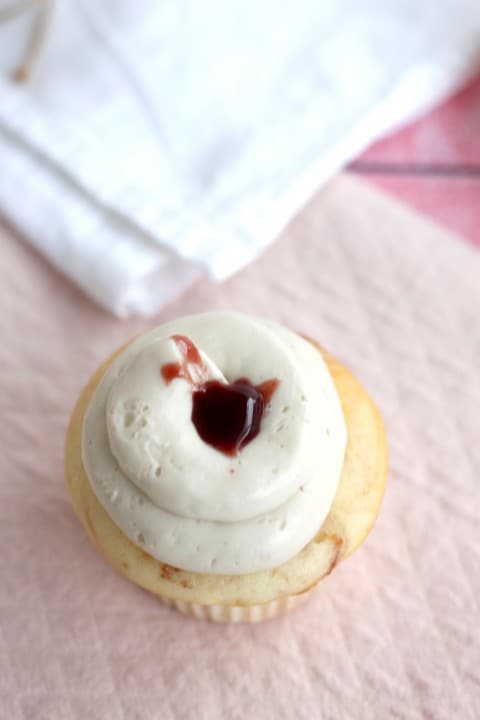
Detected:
left=2, top=175, right=479, bottom=720
left=352, top=74, right=480, bottom=249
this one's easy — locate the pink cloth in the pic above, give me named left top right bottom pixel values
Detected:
left=354, top=74, right=480, bottom=249
left=1, top=175, right=479, bottom=720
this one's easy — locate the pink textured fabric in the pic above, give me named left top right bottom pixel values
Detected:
left=354, top=74, right=480, bottom=248
left=1, top=175, right=479, bottom=720
left=361, top=74, right=480, bottom=167
left=365, top=175, right=480, bottom=251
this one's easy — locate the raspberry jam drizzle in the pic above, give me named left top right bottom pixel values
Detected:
left=160, top=335, right=279, bottom=456
left=161, top=335, right=208, bottom=386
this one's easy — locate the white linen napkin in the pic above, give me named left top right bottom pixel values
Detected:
left=0, top=0, right=479, bottom=316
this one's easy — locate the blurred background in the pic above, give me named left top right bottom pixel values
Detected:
left=1, top=0, right=479, bottom=316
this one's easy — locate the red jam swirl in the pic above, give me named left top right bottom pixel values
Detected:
left=161, top=335, right=208, bottom=385
left=161, top=335, right=279, bottom=456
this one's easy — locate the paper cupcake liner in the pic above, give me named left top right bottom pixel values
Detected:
left=159, top=586, right=316, bottom=623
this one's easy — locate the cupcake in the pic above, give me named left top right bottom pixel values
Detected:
left=65, top=312, right=387, bottom=622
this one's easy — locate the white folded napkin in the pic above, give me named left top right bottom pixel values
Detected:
left=0, top=0, right=479, bottom=316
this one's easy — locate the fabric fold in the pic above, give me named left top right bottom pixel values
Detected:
left=0, top=0, right=479, bottom=315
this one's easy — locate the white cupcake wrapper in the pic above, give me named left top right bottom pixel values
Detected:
left=159, top=587, right=316, bottom=623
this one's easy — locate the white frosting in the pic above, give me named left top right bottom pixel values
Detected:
left=82, top=312, right=347, bottom=574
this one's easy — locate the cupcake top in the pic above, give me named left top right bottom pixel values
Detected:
left=82, top=312, right=347, bottom=574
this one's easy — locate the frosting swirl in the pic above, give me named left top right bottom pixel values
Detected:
left=82, top=312, right=346, bottom=574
